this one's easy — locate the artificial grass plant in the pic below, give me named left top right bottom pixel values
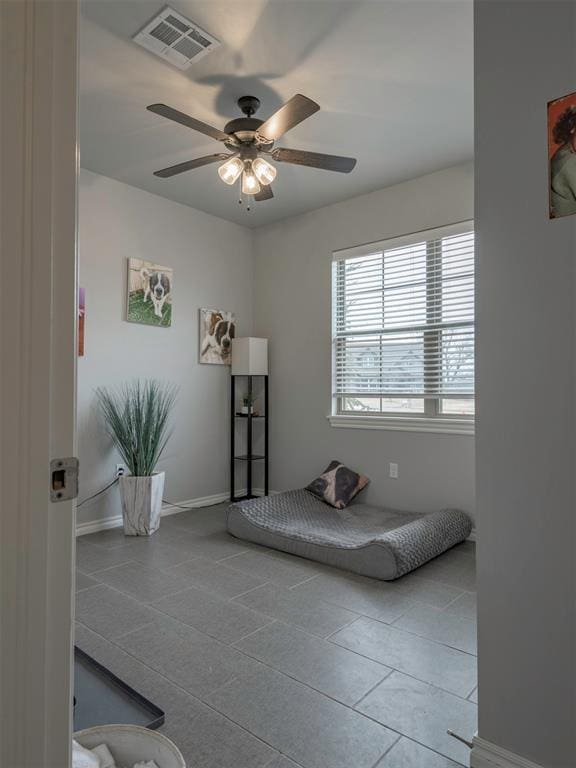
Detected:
left=96, top=379, right=178, bottom=477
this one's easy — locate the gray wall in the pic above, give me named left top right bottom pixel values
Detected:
left=253, top=163, right=475, bottom=517
left=475, top=1, right=575, bottom=765
left=77, top=170, right=253, bottom=526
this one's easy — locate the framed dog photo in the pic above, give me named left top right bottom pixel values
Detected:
left=199, top=308, right=236, bottom=365
left=127, top=258, right=172, bottom=328
left=548, top=90, right=576, bottom=219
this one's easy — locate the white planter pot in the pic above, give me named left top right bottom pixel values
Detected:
left=119, top=472, right=165, bottom=536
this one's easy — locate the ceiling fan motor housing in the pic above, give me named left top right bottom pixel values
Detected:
left=223, top=116, right=264, bottom=146
left=224, top=96, right=275, bottom=149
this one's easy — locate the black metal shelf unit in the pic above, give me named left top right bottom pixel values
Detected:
left=230, top=375, right=268, bottom=502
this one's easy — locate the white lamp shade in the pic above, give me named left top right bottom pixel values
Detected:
left=231, top=337, right=268, bottom=376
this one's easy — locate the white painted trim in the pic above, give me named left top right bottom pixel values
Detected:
left=1, top=2, right=78, bottom=766
left=471, top=737, right=545, bottom=768
left=76, top=490, right=269, bottom=536
left=76, top=514, right=126, bottom=537
left=327, top=413, right=475, bottom=435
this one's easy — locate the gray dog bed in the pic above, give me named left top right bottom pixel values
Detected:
left=227, top=489, right=472, bottom=580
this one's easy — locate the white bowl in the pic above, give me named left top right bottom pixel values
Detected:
left=74, top=724, right=185, bottom=768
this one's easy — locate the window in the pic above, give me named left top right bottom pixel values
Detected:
left=332, top=222, right=474, bottom=428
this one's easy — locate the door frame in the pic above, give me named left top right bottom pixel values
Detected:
left=0, top=1, right=79, bottom=765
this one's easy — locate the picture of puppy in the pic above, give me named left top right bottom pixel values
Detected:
left=127, top=258, right=173, bottom=327
left=199, top=308, right=236, bottom=365
left=141, top=268, right=171, bottom=319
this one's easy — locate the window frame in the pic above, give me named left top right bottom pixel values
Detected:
left=330, top=221, right=475, bottom=435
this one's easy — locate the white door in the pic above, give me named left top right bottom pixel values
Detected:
left=0, top=1, right=79, bottom=766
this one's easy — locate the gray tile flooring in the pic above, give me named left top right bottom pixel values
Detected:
left=75, top=504, right=477, bottom=768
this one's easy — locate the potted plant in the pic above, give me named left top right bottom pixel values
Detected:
left=241, top=393, right=256, bottom=415
left=96, top=379, right=178, bottom=536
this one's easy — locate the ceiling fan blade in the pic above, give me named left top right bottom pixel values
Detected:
left=256, top=94, right=320, bottom=142
left=254, top=185, right=274, bottom=202
left=154, top=153, right=231, bottom=178
left=272, top=147, right=356, bottom=173
left=147, top=103, right=229, bottom=142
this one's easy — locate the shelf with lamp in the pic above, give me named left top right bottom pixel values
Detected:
left=230, top=337, right=269, bottom=502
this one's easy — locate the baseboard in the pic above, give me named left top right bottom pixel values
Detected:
left=471, top=737, right=545, bottom=768
left=76, top=513, right=125, bottom=537
left=76, top=489, right=264, bottom=536
left=161, top=491, right=232, bottom=518
left=77, top=488, right=462, bottom=542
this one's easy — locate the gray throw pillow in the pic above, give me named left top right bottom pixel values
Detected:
left=306, top=460, right=370, bottom=509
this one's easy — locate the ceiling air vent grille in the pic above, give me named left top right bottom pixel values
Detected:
left=133, top=6, right=220, bottom=70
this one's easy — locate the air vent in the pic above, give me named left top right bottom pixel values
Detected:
left=133, top=6, right=220, bottom=70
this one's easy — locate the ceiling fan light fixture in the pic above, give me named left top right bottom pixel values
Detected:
left=241, top=167, right=261, bottom=195
left=218, top=156, right=244, bottom=185
left=252, top=157, right=277, bottom=186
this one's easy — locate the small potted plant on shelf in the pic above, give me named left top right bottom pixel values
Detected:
left=241, top=393, right=256, bottom=415
left=96, top=379, right=178, bottom=536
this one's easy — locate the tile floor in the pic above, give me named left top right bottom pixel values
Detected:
left=75, top=503, right=477, bottom=768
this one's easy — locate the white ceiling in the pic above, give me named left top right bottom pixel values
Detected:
left=80, top=0, right=473, bottom=228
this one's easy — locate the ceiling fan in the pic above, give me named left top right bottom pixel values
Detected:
left=147, top=94, right=357, bottom=206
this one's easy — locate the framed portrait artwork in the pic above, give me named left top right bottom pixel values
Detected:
left=127, top=258, right=173, bottom=327
left=548, top=91, right=576, bottom=219
left=199, top=308, right=235, bottom=365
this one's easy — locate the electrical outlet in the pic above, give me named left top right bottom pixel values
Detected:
left=115, top=464, right=127, bottom=478
left=389, top=462, right=399, bottom=479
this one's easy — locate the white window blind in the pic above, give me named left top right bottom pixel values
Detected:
left=332, top=222, right=474, bottom=412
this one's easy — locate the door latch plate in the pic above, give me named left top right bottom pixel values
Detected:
left=50, top=457, right=79, bottom=502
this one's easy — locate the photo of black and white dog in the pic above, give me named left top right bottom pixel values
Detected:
left=142, top=268, right=171, bottom=319
left=199, top=308, right=236, bottom=365
left=127, top=258, right=173, bottom=328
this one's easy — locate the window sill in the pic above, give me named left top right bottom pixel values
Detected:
left=327, top=414, right=475, bottom=435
